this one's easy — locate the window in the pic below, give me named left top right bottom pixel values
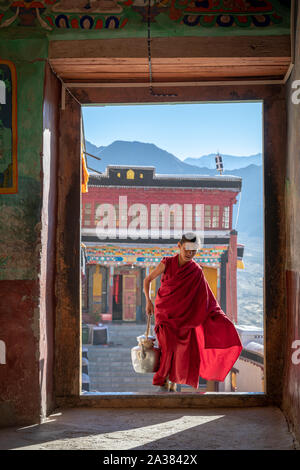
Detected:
left=170, top=210, right=175, bottom=230
left=84, top=203, right=91, bottom=226
left=205, top=205, right=221, bottom=229
left=126, top=169, right=134, bottom=179
left=212, top=205, right=219, bottom=228
left=204, top=205, right=211, bottom=228
left=222, top=206, right=230, bottom=229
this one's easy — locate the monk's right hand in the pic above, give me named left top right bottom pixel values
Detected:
left=146, top=300, right=154, bottom=316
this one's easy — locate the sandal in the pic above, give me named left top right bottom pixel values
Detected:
left=169, top=382, right=177, bottom=392
left=158, top=379, right=170, bottom=392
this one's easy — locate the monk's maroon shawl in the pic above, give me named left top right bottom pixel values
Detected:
left=153, top=254, right=242, bottom=388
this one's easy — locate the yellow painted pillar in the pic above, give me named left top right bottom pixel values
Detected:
left=93, top=265, right=102, bottom=297
left=202, top=266, right=218, bottom=296
left=92, top=265, right=102, bottom=314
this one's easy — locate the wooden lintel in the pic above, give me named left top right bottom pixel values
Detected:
left=49, top=36, right=291, bottom=84
left=49, top=35, right=291, bottom=60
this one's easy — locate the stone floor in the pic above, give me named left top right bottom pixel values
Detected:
left=0, top=406, right=298, bottom=450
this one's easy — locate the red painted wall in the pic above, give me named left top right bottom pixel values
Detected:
left=82, top=186, right=238, bottom=230
left=0, top=281, right=40, bottom=426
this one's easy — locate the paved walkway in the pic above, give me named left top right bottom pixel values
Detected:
left=84, top=323, right=195, bottom=393
left=0, top=407, right=297, bottom=450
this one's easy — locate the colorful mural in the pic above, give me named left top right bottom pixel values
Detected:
left=0, top=1, right=291, bottom=36
left=0, top=60, right=17, bottom=194
left=86, top=243, right=229, bottom=267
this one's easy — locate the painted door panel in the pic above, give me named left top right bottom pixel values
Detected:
left=123, top=274, right=136, bottom=321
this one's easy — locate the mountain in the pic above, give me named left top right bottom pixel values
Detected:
left=85, top=140, right=263, bottom=238
left=230, top=165, right=263, bottom=238
left=85, top=141, right=105, bottom=159
left=85, top=140, right=213, bottom=175
left=184, top=153, right=262, bottom=170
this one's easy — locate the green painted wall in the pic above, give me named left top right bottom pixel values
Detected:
left=0, top=39, right=48, bottom=280
left=0, top=1, right=291, bottom=40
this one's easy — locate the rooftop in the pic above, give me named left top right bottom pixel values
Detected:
left=89, top=165, right=242, bottom=190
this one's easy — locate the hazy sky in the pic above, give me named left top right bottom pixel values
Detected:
left=82, top=102, right=263, bottom=161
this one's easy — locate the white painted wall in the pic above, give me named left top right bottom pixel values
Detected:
left=235, top=358, right=264, bottom=392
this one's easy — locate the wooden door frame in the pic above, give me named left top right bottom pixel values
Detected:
left=55, top=83, right=286, bottom=409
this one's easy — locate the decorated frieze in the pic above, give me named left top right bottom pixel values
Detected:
left=0, top=1, right=290, bottom=35
left=85, top=243, right=229, bottom=266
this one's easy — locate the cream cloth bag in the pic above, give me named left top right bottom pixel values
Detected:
left=131, top=314, right=160, bottom=373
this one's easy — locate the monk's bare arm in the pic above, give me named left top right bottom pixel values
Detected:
left=143, top=262, right=165, bottom=315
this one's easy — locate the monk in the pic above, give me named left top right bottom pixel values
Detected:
left=143, top=232, right=242, bottom=392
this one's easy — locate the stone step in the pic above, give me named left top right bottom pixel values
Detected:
left=91, top=378, right=154, bottom=382
left=89, top=369, right=138, bottom=374
left=90, top=378, right=149, bottom=384
left=90, top=376, right=154, bottom=382
left=89, top=365, right=140, bottom=371
left=89, top=361, right=134, bottom=366
left=88, top=372, right=154, bottom=380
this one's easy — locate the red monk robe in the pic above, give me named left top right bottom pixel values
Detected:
left=153, top=254, right=242, bottom=389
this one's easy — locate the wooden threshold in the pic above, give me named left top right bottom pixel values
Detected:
left=56, top=393, right=269, bottom=409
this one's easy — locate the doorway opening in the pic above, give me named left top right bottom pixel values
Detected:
left=80, top=101, right=264, bottom=396
left=112, top=273, right=123, bottom=321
